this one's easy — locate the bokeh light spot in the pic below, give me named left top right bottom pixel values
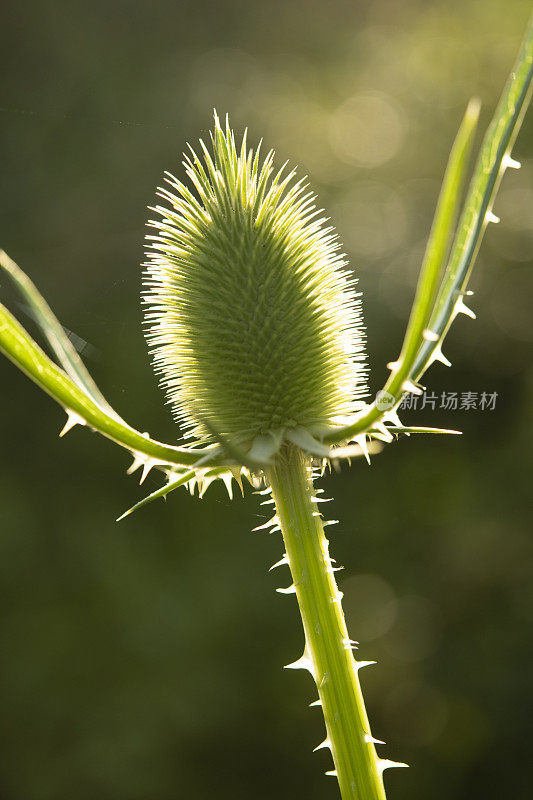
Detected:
left=328, top=92, right=407, bottom=169
left=332, top=181, right=409, bottom=260
left=382, top=595, right=440, bottom=662
left=342, top=573, right=397, bottom=642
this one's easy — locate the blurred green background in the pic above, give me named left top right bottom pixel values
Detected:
left=1, top=1, right=532, bottom=798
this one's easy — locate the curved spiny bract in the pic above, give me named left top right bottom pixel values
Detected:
left=143, top=113, right=367, bottom=449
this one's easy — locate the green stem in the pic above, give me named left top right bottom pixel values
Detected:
left=267, top=445, right=387, bottom=800
left=0, top=249, right=127, bottom=421
left=0, top=301, right=221, bottom=469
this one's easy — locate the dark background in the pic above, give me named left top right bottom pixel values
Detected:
left=1, top=1, right=532, bottom=799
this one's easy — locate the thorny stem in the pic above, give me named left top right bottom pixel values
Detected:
left=0, top=302, right=221, bottom=469
left=323, top=15, right=533, bottom=447
left=267, top=445, right=387, bottom=800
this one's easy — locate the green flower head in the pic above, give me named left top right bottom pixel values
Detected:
left=144, top=113, right=367, bottom=448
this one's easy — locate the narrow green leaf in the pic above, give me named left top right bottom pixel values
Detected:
left=389, top=426, right=462, bottom=436
left=0, top=301, right=221, bottom=469
left=0, top=250, right=122, bottom=420
left=116, top=470, right=197, bottom=521
left=325, top=15, right=532, bottom=446
left=412, top=14, right=533, bottom=380
left=324, top=97, right=481, bottom=444
left=387, top=97, right=480, bottom=390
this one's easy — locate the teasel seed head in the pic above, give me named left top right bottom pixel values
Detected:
left=143, top=113, right=367, bottom=450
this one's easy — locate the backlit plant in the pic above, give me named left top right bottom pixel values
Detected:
left=0, top=16, right=531, bottom=800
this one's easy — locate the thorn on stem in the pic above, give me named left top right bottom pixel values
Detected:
left=276, top=584, right=297, bottom=595
left=269, top=554, right=289, bottom=571
left=252, top=515, right=279, bottom=532
left=503, top=154, right=521, bottom=169
left=430, top=345, right=452, bottom=368
left=140, top=458, right=158, bottom=484
left=354, top=660, right=376, bottom=671
left=364, top=733, right=385, bottom=745
left=454, top=297, right=476, bottom=320
left=401, top=380, right=423, bottom=396
left=313, top=738, right=331, bottom=752
left=342, top=637, right=359, bottom=651
left=377, top=759, right=409, bottom=775
left=127, top=452, right=145, bottom=475
left=59, top=410, right=86, bottom=438
left=284, top=651, right=315, bottom=679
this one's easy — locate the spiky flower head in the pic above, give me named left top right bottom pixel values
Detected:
left=144, top=113, right=367, bottom=450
